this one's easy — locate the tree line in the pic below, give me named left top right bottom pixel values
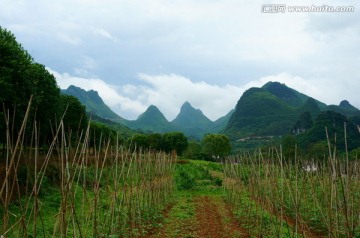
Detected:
left=129, top=132, right=231, bottom=160
left=0, top=26, right=88, bottom=147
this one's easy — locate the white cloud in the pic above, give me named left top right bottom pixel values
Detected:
left=92, top=27, right=117, bottom=41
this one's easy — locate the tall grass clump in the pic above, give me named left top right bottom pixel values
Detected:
left=0, top=101, right=176, bottom=237
left=224, top=130, right=360, bottom=237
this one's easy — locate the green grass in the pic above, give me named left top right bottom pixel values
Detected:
left=175, top=159, right=223, bottom=195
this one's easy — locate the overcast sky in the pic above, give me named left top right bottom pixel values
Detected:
left=1, top=0, right=359, bottom=120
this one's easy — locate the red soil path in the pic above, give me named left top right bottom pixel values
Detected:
left=146, top=195, right=250, bottom=238
left=194, top=196, right=250, bottom=238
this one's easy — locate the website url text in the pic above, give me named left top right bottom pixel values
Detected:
left=261, top=4, right=355, bottom=13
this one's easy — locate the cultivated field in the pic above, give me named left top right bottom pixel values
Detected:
left=0, top=117, right=175, bottom=237
left=1, top=113, right=360, bottom=237
left=224, top=149, right=360, bottom=237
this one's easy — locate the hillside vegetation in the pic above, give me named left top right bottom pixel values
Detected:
left=224, top=82, right=360, bottom=153
left=0, top=26, right=88, bottom=145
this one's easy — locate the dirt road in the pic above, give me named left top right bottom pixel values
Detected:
left=147, top=195, right=250, bottom=238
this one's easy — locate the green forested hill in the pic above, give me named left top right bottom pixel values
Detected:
left=62, top=85, right=125, bottom=121
left=224, top=82, right=360, bottom=144
left=262, top=81, right=306, bottom=107
left=125, top=105, right=179, bottom=133
left=298, top=97, right=321, bottom=119
left=262, top=81, right=327, bottom=109
left=328, top=100, right=360, bottom=118
left=225, top=87, right=298, bottom=138
left=172, top=102, right=214, bottom=139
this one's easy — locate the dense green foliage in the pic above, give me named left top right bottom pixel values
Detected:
left=1, top=27, right=58, bottom=143
left=0, top=26, right=87, bottom=145
left=162, top=132, right=189, bottom=155
left=281, top=110, right=360, bottom=158
left=128, top=132, right=188, bottom=155
left=201, top=134, right=231, bottom=160
left=292, top=111, right=313, bottom=134
left=183, top=141, right=203, bottom=160
left=225, top=83, right=327, bottom=140
left=297, top=110, right=360, bottom=153
left=128, top=132, right=232, bottom=159
left=175, top=160, right=223, bottom=191
left=225, top=87, right=298, bottom=138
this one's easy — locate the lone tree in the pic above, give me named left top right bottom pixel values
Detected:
left=201, top=134, right=231, bottom=161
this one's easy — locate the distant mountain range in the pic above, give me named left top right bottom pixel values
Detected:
left=123, top=102, right=232, bottom=138
left=61, top=85, right=231, bottom=139
left=62, top=83, right=360, bottom=150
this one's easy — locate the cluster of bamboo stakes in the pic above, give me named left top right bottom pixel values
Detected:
left=0, top=100, right=176, bottom=237
left=224, top=131, right=360, bottom=237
